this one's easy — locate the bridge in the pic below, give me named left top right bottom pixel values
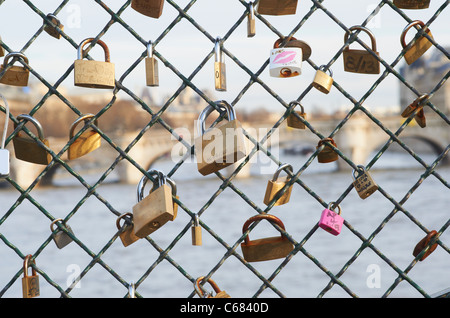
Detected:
left=3, top=112, right=449, bottom=188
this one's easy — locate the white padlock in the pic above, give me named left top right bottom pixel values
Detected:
left=0, top=93, right=9, bottom=178
left=269, top=37, right=311, bottom=78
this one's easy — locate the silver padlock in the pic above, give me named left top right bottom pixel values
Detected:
left=50, top=218, right=74, bottom=249
left=0, top=93, right=10, bottom=178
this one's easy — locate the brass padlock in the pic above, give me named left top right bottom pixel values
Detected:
left=44, top=14, right=64, bottom=39
left=352, top=165, right=378, bottom=199
left=0, top=36, right=5, bottom=57
left=131, top=0, right=164, bottom=19
left=116, top=212, right=140, bottom=247
left=312, top=65, right=333, bottom=94
left=22, top=255, right=40, bottom=298
left=0, top=93, right=10, bottom=178
left=13, top=114, right=52, bottom=165
left=343, top=26, right=380, bottom=74
left=195, top=101, right=247, bottom=176
left=256, top=0, right=298, bottom=16
left=163, top=175, right=179, bottom=220
left=240, top=214, right=294, bottom=262
left=68, top=114, right=101, bottom=160
left=401, top=20, right=433, bottom=65
left=194, top=276, right=230, bottom=298
left=414, top=108, right=426, bottom=128
left=413, top=230, right=438, bottom=261
left=132, top=170, right=175, bottom=238
left=145, top=41, right=159, bottom=87
left=263, top=163, right=294, bottom=206
left=286, top=101, right=306, bottom=129
left=0, top=52, right=30, bottom=87
left=50, top=218, right=74, bottom=249
left=191, top=214, right=202, bottom=246
left=401, top=94, right=428, bottom=128
left=393, top=0, right=430, bottom=10
left=317, top=138, right=338, bottom=163
left=247, top=2, right=256, bottom=38
left=74, top=38, right=115, bottom=89
left=214, top=37, right=226, bottom=91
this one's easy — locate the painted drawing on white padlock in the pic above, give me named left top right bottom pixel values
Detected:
left=270, top=48, right=302, bottom=78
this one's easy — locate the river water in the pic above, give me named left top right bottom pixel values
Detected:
left=0, top=149, right=448, bottom=298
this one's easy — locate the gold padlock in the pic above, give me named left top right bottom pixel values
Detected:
left=312, top=65, right=333, bottom=94
left=256, top=0, right=298, bottom=15
left=195, top=101, right=247, bottom=176
left=263, top=163, right=294, bottom=206
left=214, top=37, right=226, bottom=91
left=240, top=214, right=294, bottom=262
left=286, top=101, right=306, bottom=129
left=343, top=26, right=380, bottom=74
left=145, top=41, right=159, bottom=87
left=247, top=2, right=256, bottom=38
left=50, top=218, right=75, bottom=249
left=74, top=38, right=115, bottom=89
left=44, top=14, right=64, bottom=39
left=116, top=212, right=140, bottom=247
left=132, top=170, right=175, bottom=238
left=194, top=277, right=230, bottom=298
left=13, top=114, right=52, bottom=165
left=317, top=138, right=338, bottom=163
left=0, top=52, right=30, bottom=87
left=22, top=255, right=40, bottom=298
left=401, top=20, right=433, bottom=65
left=393, top=0, right=430, bottom=9
left=191, top=214, right=202, bottom=246
left=68, top=114, right=101, bottom=160
left=0, top=36, right=5, bottom=57
left=131, top=0, right=164, bottom=19
left=352, top=165, right=378, bottom=199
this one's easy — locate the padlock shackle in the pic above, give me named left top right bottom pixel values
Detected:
left=248, top=2, right=255, bottom=20
left=194, top=276, right=222, bottom=298
left=77, top=38, right=111, bottom=62
left=14, top=114, right=45, bottom=141
left=242, top=214, right=286, bottom=244
left=69, top=114, right=98, bottom=139
left=327, top=202, right=341, bottom=215
left=401, top=20, right=428, bottom=49
left=214, top=37, right=224, bottom=63
left=116, top=212, right=133, bottom=230
left=272, top=163, right=293, bottom=182
left=0, top=93, right=9, bottom=150
left=197, top=100, right=237, bottom=136
left=23, top=254, right=36, bottom=278
left=317, top=137, right=336, bottom=148
left=45, top=13, right=61, bottom=25
left=50, top=218, right=67, bottom=232
left=344, top=26, right=377, bottom=52
left=273, top=36, right=297, bottom=49
left=136, top=169, right=163, bottom=202
left=146, top=41, right=154, bottom=58
left=352, top=164, right=367, bottom=180
left=2, top=52, right=29, bottom=67
left=288, top=101, right=304, bottom=114
left=318, top=65, right=333, bottom=77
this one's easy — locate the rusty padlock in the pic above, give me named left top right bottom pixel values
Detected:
left=74, top=38, right=115, bottom=89
left=318, top=203, right=344, bottom=236
left=393, top=0, right=430, bottom=10
left=270, top=37, right=312, bottom=78
left=50, top=218, right=75, bottom=249
left=195, top=101, right=246, bottom=176
left=256, top=0, right=298, bottom=16
left=214, top=37, right=226, bottom=91
left=145, top=41, right=159, bottom=87
left=13, top=114, right=52, bottom=165
left=401, top=20, right=433, bottom=65
left=44, top=14, right=64, bottom=39
left=194, top=277, right=230, bottom=298
left=68, top=114, right=101, bottom=160
left=116, top=212, right=140, bottom=247
left=286, top=101, right=307, bottom=129
left=352, top=165, right=378, bottom=199
left=22, top=255, right=40, bottom=298
left=131, top=0, right=164, bottom=19
left=401, top=94, right=429, bottom=128
left=413, top=230, right=438, bottom=261
left=317, top=138, right=338, bottom=163
left=241, top=214, right=294, bottom=262
left=0, top=52, right=30, bottom=87
left=0, top=93, right=10, bottom=178
left=263, top=163, right=294, bottom=206
left=312, top=65, right=333, bottom=94
left=191, top=214, right=202, bottom=246
left=343, top=26, right=380, bottom=74
left=247, top=2, right=256, bottom=38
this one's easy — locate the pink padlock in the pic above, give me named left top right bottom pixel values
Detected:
left=318, top=203, right=343, bottom=236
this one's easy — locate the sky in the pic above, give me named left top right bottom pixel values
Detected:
left=0, top=0, right=448, bottom=114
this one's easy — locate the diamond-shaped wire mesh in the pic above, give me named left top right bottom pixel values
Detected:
left=0, top=0, right=448, bottom=298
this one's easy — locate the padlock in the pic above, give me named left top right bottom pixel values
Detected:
left=195, top=101, right=246, bottom=176
left=256, top=0, right=298, bottom=16
left=401, top=94, right=429, bottom=118
left=343, top=26, right=380, bottom=74
left=147, top=172, right=178, bottom=220
left=44, top=14, right=64, bottom=39
left=50, top=218, right=74, bottom=249
left=116, top=212, right=140, bottom=247
left=247, top=2, right=256, bottom=38
left=318, top=203, right=344, bottom=236
left=263, top=163, right=294, bottom=206
left=68, top=114, right=101, bottom=160
left=0, top=93, right=10, bottom=178
left=240, top=214, right=294, bottom=262
left=414, top=108, right=426, bottom=128
left=145, top=41, right=159, bottom=87
left=194, top=276, right=230, bottom=298
left=286, top=101, right=306, bottom=129
left=316, top=138, right=338, bottom=163
left=0, top=36, right=5, bottom=57
left=0, top=52, right=30, bottom=87
left=401, top=20, right=433, bottom=65
left=352, top=165, right=378, bottom=199
left=131, top=0, right=164, bottom=19
left=22, top=255, right=40, bottom=298
left=13, top=114, right=52, bottom=165
left=132, top=170, right=175, bottom=238
left=270, top=37, right=311, bottom=78
left=214, top=37, right=226, bottom=91
left=191, top=214, right=202, bottom=246
left=413, top=230, right=438, bottom=261
left=312, top=65, right=333, bottom=94
left=393, top=0, right=430, bottom=10
left=74, top=38, right=115, bottom=89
